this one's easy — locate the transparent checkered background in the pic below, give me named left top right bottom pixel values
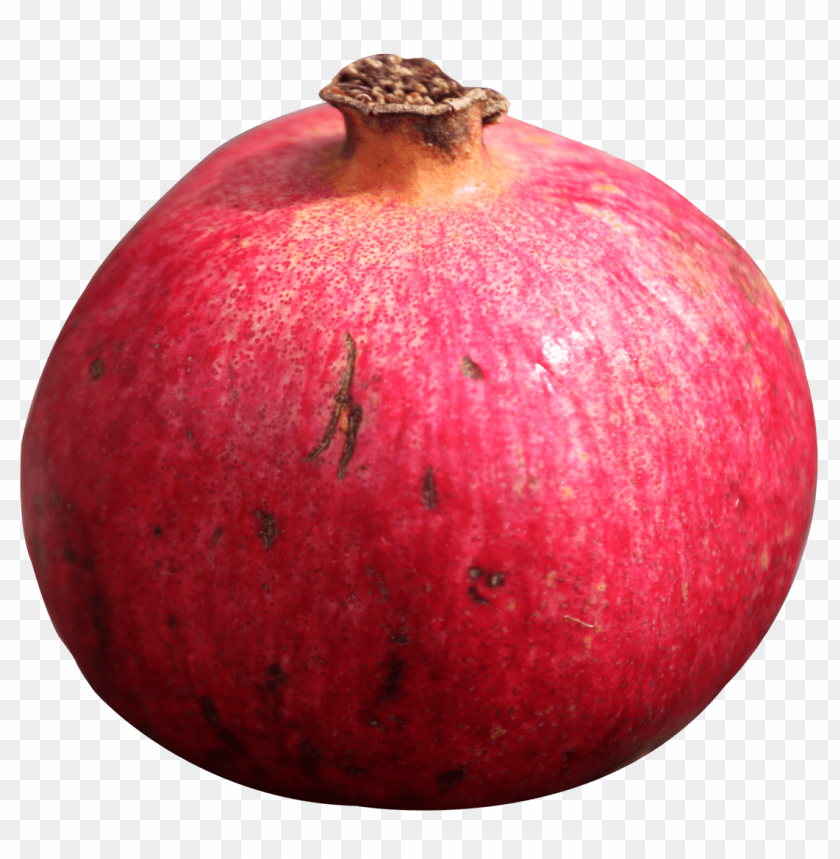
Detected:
left=1, top=1, right=837, bottom=857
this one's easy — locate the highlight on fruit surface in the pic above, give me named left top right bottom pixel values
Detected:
left=21, top=55, right=817, bottom=810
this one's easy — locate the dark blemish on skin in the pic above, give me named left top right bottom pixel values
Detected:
left=218, top=728, right=245, bottom=755
left=266, top=663, right=287, bottom=692
left=32, top=537, right=45, bottom=569
left=187, top=428, right=196, bottom=445
left=90, top=359, right=104, bottom=380
left=153, top=526, right=162, bottom=537
left=344, top=764, right=368, bottom=777
left=64, top=549, right=77, bottom=563
left=138, top=724, right=158, bottom=743
left=200, top=698, right=245, bottom=759
left=206, top=748, right=234, bottom=770
left=436, top=769, right=465, bottom=790
left=168, top=614, right=178, bottom=630
left=299, top=742, right=322, bottom=779
left=487, top=572, right=505, bottom=588
left=383, top=625, right=409, bottom=646
left=201, top=696, right=220, bottom=726
left=254, top=510, right=278, bottom=550
left=467, top=586, right=489, bottom=605
left=468, top=566, right=483, bottom=581
left=421, top=466, right=437, bottom=510
left=382, top=657, right=406, bottom=699
left=306, top=332, right=362, bottom=480
left=460, top=356, right=484, bottom=381
left=210, top=527, right=222, bottom=547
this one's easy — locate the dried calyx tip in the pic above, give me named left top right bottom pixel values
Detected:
left=320, top=54, right=509, bottom=125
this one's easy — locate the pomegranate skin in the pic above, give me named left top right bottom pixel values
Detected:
left=21, top=102, right=816, bottom=809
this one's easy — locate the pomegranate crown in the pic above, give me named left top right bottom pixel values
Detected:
left=320, top=54, right=510, bottom=125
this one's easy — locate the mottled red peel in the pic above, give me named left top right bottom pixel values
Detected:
left=21, top=66, right=816, bottom=810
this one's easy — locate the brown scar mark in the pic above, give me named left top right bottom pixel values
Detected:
left=305, top=332, right=357, bottom=459
left=305, top=332, right=362, bottom=480
left=90, top=358, right=104, bottom=380
left=422, top=466, right=437, bottom=509
left=298, top=741, right=322, bottom=779
left=487, top=572, right=505, bottom=588
left=210, top=527, right=223, bottom=547
left=460, top=355, right=483, bottom=380
left=201, top=695, right=220, bottom=725
left=468, top=566, right=483, bottom=581
left=265, top=663, right=287, bottom=692
left=467, top=586, right=489, bottom=605
left=337, top=402, right=362, bottom=480
left=382, top=657, right=406, bottom=699
left=436, top=769, right=465, bottom=790
left=254, top=510, right=278, bottom=550
left=382, top=624, right=410, bottom=646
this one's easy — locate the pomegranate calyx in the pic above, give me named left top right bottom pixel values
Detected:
left=319, top=54, right=509, bottom=125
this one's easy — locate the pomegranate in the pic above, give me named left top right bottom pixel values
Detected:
left=21, top=56, right=816, bottom=810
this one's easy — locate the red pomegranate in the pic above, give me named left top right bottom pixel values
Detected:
left=21, top=56, right=816, bottom=809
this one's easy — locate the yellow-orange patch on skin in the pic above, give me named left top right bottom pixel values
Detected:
left=561, top=486, right=575, bottom=499
left=574, top=202, right=633, bottom=233
left=546, top=571, right=557, bottom=588
left=682, top=582, right=688, bottom=602
left=760, top=548, right=770, bottom=570
left=591, top=183, right=622, bottom=193
left=490, top=725, right=506, bottom=741
left=784, top=523, right=793, bottom=539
